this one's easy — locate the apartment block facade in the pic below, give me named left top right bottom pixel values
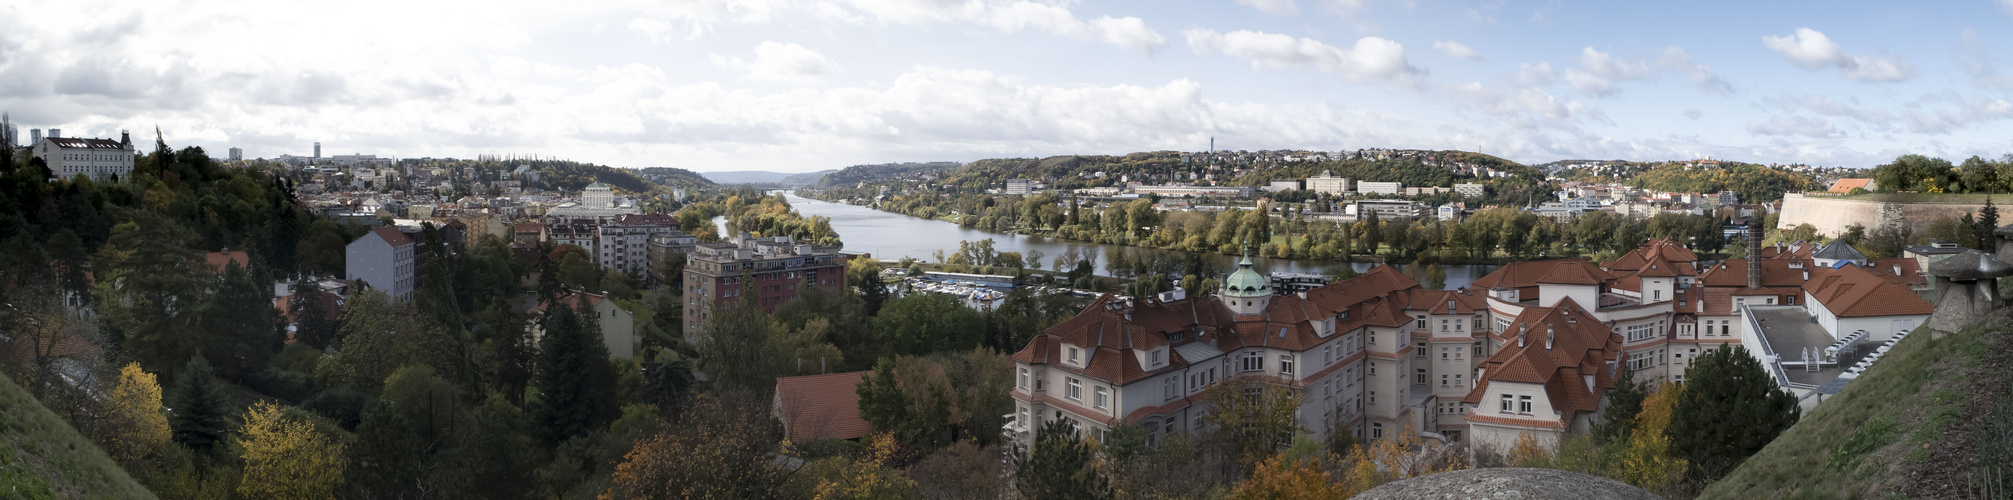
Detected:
left=682, top=232, right=847, bottom=342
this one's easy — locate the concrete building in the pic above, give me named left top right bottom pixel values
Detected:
left=32, top=133, right=135, bottom=182
left=646, top=231, right=700, bottom=285
left=344, top=227, right=416, bottom=303
left=1350, top=200, right=1424, bottom=219
left=1454, top=183, right=1485, bottom=198
left=682, top=232, right=848, bottom=342
left=1357, top=181, right=1404, bottom=195
left=1006, top=179, right=1033, bottom=195
left=1306, top=170, right=1350, bottom=195
left=595, top=214, right=681, bottom=277
left=1131, top=184, right=1254, bottom=198
left=1265, top=179, right=1303, bottom=192
left=228, top=147, right=243, bottom=161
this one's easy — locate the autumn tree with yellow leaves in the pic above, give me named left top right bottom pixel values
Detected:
left=238, top=401, right=346, bottom=500
left=1231, top=452, right=1349, bottom=499
left=1615, top=382, right=1687, bottom=495
left=98, top=363, right=172, bottom=467
left=809, top=433, right=917, bottom=500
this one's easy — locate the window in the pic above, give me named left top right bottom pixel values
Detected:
left=1242, top=352, right=1264, bottom=372
left=1019, top=368, right=1030, bottom=390
left=1279, top=355, right=1294, bottom=376
left=1416, top=315, right=1427, bottom=329
left=1440, top=374, right=1449, bottom=387
left=1455, top=374, right=1464, bottom=387
left=1456, top=319, right=1464, bottom=332
left=1441, top=347, right=1450, bottom=360
left=1372, top=423, right=1384, bottom=439
left=1416, top=341, right=1427, bottom=357
left=1415, top=368, right=1427, bottom=384
left=1368, top=331, right=1376, bottom=344
left=1440, top=319, right=1450, bottom=332
left=1323, top=380, right=1332, bottom=400
left=1149, top=349, right=1165, bottom=367
left=1066, top=378, right=1082, bottom=401
left=1068, top=347, right=1081, bottom=364
left=1367, top=363, right=1376, bottom=376
left=1094, top=386, right=1108, bottom=409
left=1369, top=391, right=1377, bottom=404
left=1018, top=407, right=1030, bottom=430
left=1518, top=395, right=1533, bottom=413
left=1625, top=323, right=1658, bottom=342
left=1163, top=378, right=1177, bottom=401
left=1456, top=347, right=1465, bottom=359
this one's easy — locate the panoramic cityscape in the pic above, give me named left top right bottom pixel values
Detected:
left=4, top=1, right=2013, bottom=499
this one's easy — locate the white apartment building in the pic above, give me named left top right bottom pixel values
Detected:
left=1305, top=170, right=1350, bottom=195
left=1454, top=183, right=1485, bottom=198
left=1356, top=181, right=1404, bottom=195
left=345, top=227, right=416, bottom=303
left=33, top=133, right=135, bottom=182
left=594, top=214, right=681, bottom=277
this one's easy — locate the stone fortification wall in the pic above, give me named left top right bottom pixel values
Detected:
left=1778, top=193, right=1989, bottom=237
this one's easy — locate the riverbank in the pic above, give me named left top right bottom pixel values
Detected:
left=779, top=192, right=1498, bottom=289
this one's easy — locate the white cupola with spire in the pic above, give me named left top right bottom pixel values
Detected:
left=1220, top=251, right=1272, bottom=315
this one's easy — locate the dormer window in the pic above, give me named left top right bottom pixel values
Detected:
left=1067, top=347, right=1081, bottom=365
left=1149, top=348, right=1166, bottom=367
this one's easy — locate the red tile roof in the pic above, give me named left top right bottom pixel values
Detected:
left=773, top=371, right=873, bottom=442
left=1464, top=298, right=1620, bottom=423
left=203, top=251, right=251, bottom=273
left=1804, top=265, right=1934, bottom=318
left=371, top=226, right=414, bottom=247
left=1829, top=178, right=1873, bottom=193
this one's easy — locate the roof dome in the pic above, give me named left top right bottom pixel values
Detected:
left=1221, top=252, right=1270, bottom=298
left=1928, top=249, right=2013, bottom=281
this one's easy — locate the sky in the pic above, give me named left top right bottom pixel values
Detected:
left=6, top=0, right=2013, bottom=173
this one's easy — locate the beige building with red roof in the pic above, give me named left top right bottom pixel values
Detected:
left=1010, top=255, right=1507, bottom=448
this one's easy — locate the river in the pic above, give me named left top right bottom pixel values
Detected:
left=713, top=194, right=1494, bottom=290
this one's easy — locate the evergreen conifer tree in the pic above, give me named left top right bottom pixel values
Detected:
left=1669, top=344, right=1800, bottom=485
left=1595, top=363, right=1649, bottom=444
left=534, top=297, right=615, bottom=444
left=1013, top=418, right=1111, bottom=500
left=166, top=356, right=233, bottom=453
left=203, top=261, right=279, bottom=381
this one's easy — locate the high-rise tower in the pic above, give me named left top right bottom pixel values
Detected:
left=314, top=142, right=321, bottom=158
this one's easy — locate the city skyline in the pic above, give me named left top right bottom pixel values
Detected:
left=3, top=0, right=2011, bottom=172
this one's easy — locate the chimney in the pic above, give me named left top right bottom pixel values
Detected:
left=1518, top=323, right=1528, bottom=347
left=1747, top=212, right=1763, bottom=289
left=1545, top=324, right=1555, bottom=349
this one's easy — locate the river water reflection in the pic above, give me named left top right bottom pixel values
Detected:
left=715, top=194, right=1494, bottom=290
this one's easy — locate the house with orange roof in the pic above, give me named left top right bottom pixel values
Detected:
left=773, top=371, right=874, bottom=443
left=1828, top=178, right=1874, bottom=193
left=1462, top=299, right=1621, bottom=451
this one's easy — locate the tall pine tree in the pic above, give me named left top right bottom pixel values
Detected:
left=166, top=356, right=233, bottom=453
left=1013, top=418, right=1111, bottom=500
left=1669, top=344, right=1800, bottom=485
left=534, top=297, right=615, bottom=445
left=202, top=260, right=279, bottom=381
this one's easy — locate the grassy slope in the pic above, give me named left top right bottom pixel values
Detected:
left=1700, top=322, right=2001, bottom=499
left=0, top=373, right=156, bottom=500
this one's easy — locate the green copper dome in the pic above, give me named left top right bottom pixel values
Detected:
left=1221, top=252, right=1270, bottom=298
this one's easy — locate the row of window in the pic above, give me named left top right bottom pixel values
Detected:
left=1498, top=394, right=1534, bottom=414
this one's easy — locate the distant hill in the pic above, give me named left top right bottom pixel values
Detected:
left=0, top=373, right=155, bottom=499
left=696, top=170, right=794, bottom=184
left=693, top=169, right=839, bottom=186
left=818, top=162, right=963, bottom=188
left=632, top=166, right=719, bottom=191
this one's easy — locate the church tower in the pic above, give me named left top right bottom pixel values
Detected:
left=1220, top=252, right=1272, bottom=315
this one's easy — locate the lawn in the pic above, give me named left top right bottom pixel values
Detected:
left=0, top=373, right=157, bottom=500
left=1700, top=321, right=2007, bottom=499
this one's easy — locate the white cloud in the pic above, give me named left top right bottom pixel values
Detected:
left=1562, top=69, right=1616, bottom=96
left=1558, top=47, right=1649, bottom=96
left=1183, top=29, right=1422, bottom=85
left=1657, top=47, right=1732, bottom=95
left=1578, top=47, right=1650, bottom=80
left=1762, top=28, right=1913, bottom=82
left=1998, top=0, right=2013, bottom=17
left=1512, top=62, right=1556, bottom=86
left=710, top=41, right=838, bottom=84
left=1746, top=115, right=1836, bottom=138
left=1446, top=81, right=1608, bottom=126
left=627, top=0, right=789, bottom=41
left=1237, top=0, right=1299, bottom=16
left=1684, top=109, right=1701, bottom=120
left=826, top=0, right=1166, bottom=53
left=1088, top=16, right=1166, bottom=54
left=1433, top=40, right=1481, bottom=60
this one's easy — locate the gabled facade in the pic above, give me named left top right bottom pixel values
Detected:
left=344, top=227, right=416, bottom=303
